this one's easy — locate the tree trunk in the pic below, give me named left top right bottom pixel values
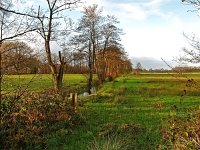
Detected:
left=96, top=40, right=108, bottom=84
left=97, top=55, right=106, bottom=84
left=0, top=42, right=2, bottom=102
left=101, top=51, right=106, bottom=83
left=48, top=64, right=59, bottom=93
left=87, top=68, right=92, bottom=94
left=50, top=63, right=65, bottom=94
left=57, top=51, right=65, bottom=93
left=87, top=42, right=92, bottom=94
left=45, top=42, right=65, bottom=94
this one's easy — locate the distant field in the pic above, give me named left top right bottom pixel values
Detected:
left=3, top=72, right=200, bottom=92
left=141, top=72, right=200, bottom=78
left=2, top=74, right=87, bottom=92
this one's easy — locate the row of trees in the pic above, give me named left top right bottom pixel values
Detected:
left=2, top=41, right=132, bottom=74
left=0, top=1, right=132, bottom=96
left=70, top=5, right=132, bottom=93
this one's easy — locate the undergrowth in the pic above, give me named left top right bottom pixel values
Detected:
left=0, top=90, right=85, bottom=149
left=160, top=109, right=200, bottom=150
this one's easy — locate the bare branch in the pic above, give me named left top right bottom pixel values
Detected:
left=0, top=6, right=41, bottom=19
left=0, top=28, right=37, bottom=43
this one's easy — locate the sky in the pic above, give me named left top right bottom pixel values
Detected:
left=82, top=0, right=200, bottom=69
left=82, top=0, right=200, bottom=58
left=18, top=0, right=200, bottom=69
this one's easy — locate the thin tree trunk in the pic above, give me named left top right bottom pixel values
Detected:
left=0, top=42, right=2, bottom=102
left=49, top=63, right=65, bottom=94
left=50, top=65, right=59, bottom=93
left=97, top=40, right=108, bottom=83
left=57, top=51, right=65, bottom=93
left=87, top=42, right=92, bottom=94
left=88, top=67, right=92, bottom=94
left=101, top=50, right=106, bottom=83
left=45, top=42, right=61, bottom=94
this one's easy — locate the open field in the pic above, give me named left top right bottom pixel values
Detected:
left=2, top=74, right=87, bottom=93
left=2, top=73, right=200, bottom=149
left=46, top=73, right=200, bottom=149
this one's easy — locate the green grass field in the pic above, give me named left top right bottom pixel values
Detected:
left=44, top=73, right=200, bottom=149
left=2, top=74, right=87, bottom=92
left=2, top=73, right=200, bottom=149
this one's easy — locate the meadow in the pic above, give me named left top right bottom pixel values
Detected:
left=1, top=73, right=200, bottom=149
left=2, top=74, right=87, bottom=93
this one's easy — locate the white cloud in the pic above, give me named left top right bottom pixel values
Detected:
left=83, top=0, right=103, bottom=6
left=113, top=3, right=148, bottom=21
left=122, top=28, right=184, bottom=59
left=146, top=0, right=170, bottom=7
left=101, top=0, right=171, bottom=21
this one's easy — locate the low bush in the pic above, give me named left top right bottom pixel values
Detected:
left=0, top=90, right=85, bottom=149
left=160, top=109, right=200, bottom=150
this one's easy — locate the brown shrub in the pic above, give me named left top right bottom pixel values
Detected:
left=160, top=110, right=200, bottom=150
left=0, top=91, right=85, bottom=149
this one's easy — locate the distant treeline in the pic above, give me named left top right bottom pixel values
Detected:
left=133, top=66, right=200, bottom=73
left=2, top=41, right=132, bottom=76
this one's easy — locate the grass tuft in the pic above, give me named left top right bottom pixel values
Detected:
left=87, top=134, right=128, bottom=150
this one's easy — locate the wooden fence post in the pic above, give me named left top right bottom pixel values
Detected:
left=71, top=93, right=78, bottom=112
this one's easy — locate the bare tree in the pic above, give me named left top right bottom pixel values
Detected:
left=178, top=33, right=200, bottom=64
left=96, top=15, right=123, bottom=83
left=30, top=0, right=81, bottom=94
left=72, top=4, right=103, bottom=94
left=182, top=0, right=200, bottom=9
left=179, top=1, right=200, bottom=64
left=0, top=1, right=37, bottom=43
left=0, top=0, right=82, bottom=96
